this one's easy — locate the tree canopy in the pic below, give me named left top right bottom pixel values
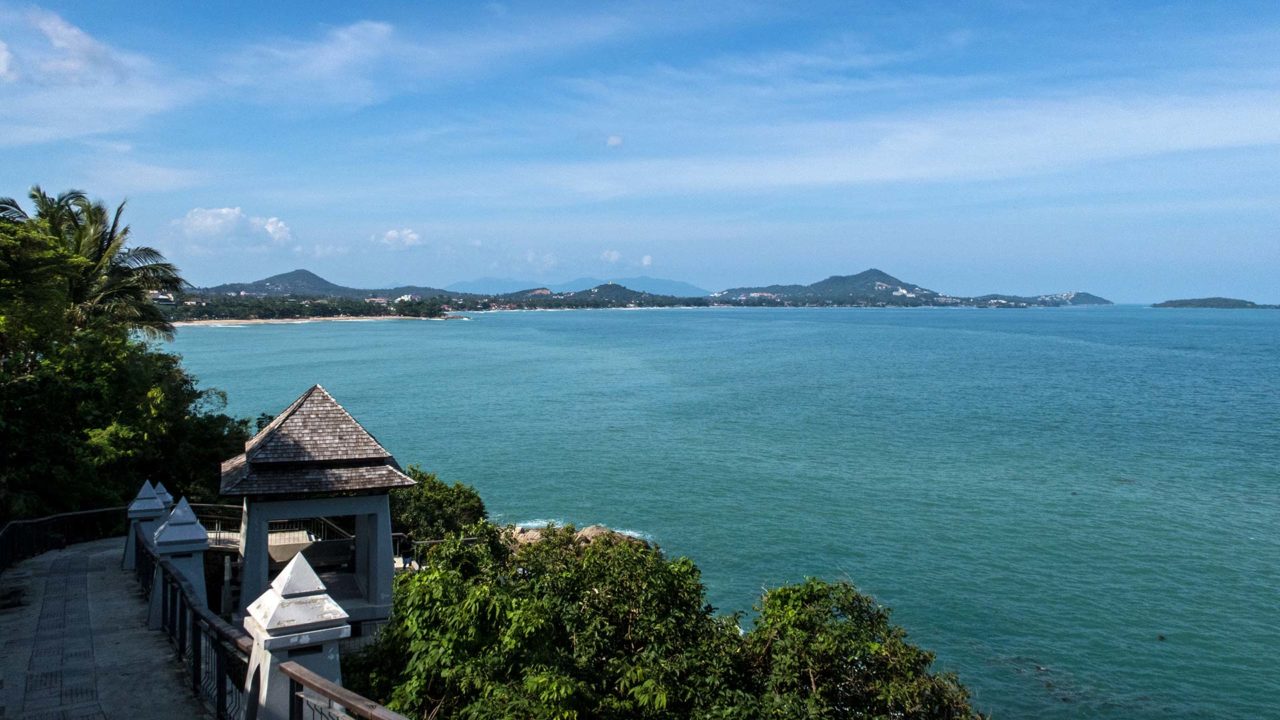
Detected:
left=346, top=523, right=982, bottom=720
left=0, top=186, right=247, bottom=522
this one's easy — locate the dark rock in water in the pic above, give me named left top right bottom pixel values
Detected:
left=1157, top=634, right=1166, bottom=641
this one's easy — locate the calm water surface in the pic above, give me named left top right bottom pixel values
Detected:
left=169, top=307, right=1280, bottom=719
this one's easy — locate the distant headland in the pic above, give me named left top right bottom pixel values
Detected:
left=163, top=268, right=1111, bottom=322
left=1152, top=297, right=1279, bottom=309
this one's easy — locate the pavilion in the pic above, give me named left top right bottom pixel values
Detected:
left=220, top=384, right=414, bottom=629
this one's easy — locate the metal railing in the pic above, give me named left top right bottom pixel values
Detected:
left=135, top=522, right=253, bottom=719
left=132, top=514, right=405, bottom=720
left=0, top=506, right=126, bottom=574
left=190, top=504, right=355, bottom=549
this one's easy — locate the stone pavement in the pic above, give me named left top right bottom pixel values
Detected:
left=0, top=537, right=210, bottom=719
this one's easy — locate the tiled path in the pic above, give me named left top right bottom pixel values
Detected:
left=0, top=538, right=209, bottom=719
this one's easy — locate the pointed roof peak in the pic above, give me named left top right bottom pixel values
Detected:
left=165, top=497, right=197, bottom=525
left=242, top=385, right=391, bottom=465
left=271, top=554, right=328, bottom=598
left=220, top=385, right=415, bottom=497
left=133, top=480, right=157, bottom=501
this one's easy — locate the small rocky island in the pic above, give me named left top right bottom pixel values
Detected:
left=1153, top=297, right=1279, bottom=309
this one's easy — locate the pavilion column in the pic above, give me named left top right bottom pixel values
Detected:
left=123, top=481, right=166, bottom=571
left=244, top=554, right=350, bottom=720
left=238, top=499, right=271, bottom=618
left=148, top=498, right=210, bottom=628
left=370, top=498, right=394, bottom=611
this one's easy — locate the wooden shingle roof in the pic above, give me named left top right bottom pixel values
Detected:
left=220, top=385, right=415, bottom=497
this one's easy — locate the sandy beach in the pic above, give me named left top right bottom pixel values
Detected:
left=171, top=315, right=448, bottom=327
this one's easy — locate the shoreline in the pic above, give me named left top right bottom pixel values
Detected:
left=172, top=315, right=448, bottom=327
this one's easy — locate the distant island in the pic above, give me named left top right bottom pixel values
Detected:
left=162, top=268, right=1112, bottom=322
left=1153, top=297, right=1279, bottom=309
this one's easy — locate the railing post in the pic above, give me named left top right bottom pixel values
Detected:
left=288, top=678, right=303, bottom=720
left=244, top=554, right=350, bottom=720
left=149, top=498, right=210, bottom=629
left=192, top=620, right=203, bottom=695
left=123, top=481, right=166, bottom=570
left=216, top=642, right=229, bottom=720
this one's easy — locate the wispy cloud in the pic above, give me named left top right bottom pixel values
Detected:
left=0, top=8, right=191, bottom=146
left=221, top=14, right=631, bottom=107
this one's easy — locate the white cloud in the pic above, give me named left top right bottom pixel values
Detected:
left=177, top=207, right=293, bottom=248
left=180, top=207, right=247, bottom=237
left=641, top=254, right=653, bottom=267
left=606, top=135, right=624, bottom=147
left=0, top=41, right=16, bottom=82
left=600, top=249, right=621, bottom=263
left=0, top=9, right=190, bottom=146
left=379, top=228, right=422, bottom=249
left=252, top=216, right=292, bottom=244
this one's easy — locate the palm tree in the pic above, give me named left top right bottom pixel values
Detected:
left=0, top=186, right=185, bottom=339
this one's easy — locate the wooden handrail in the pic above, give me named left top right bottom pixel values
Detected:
left=278, top=661, right=410, bottom=720
left=150, top=536, right=254, bottom=653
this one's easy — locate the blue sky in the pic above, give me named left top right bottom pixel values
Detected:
left=1, top=1, right=1278, bottom=301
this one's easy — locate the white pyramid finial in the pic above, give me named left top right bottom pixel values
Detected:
left=271, top=553, right=327, bottom=598
left=128, top=480, right=165, bottom=517
left=154, top=497, right=208, bottom=548
left=246, top=553, right=349, bottom=635
left=165, top=497, right=197, bottom=525
left=154, top=482, right=174, bottom=507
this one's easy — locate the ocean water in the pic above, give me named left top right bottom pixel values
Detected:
left=168, top=307, right=1280, bottom=719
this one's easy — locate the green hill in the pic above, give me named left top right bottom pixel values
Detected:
left=1153, top=297, right=1278, bottom=309
left=197, top=269, right=450, bottom=299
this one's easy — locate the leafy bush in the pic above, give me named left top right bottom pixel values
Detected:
left=389, top=466, right=488, bottom=543
left=345, top=524, right=981, bottom=720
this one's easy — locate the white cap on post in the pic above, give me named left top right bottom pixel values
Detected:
left=243, top=554, right=350, bottom=720
left=127, top=481, right=166, bottom=519
left=153, top=481, right=174, bottom=509
left=148, top=497, right=211, bottom=627
left=246, top=553, right=350, bottom=646
left=123, top=480, right=167, bottom=570
left=154, top=498, right=208, bottom=552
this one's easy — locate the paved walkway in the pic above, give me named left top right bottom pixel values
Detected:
left=0, top=538, right=209, bottom=720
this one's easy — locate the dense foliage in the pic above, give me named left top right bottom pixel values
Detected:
left=346, top=524, right=981, bottom=720
left=163, top=294, right=447, bottom=321
left=390, top=466, right=489, bottom=543
left=0, top=187, right=248, bottom=522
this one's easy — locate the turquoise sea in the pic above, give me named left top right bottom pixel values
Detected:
left=169, top=306, right=1279, bottom=719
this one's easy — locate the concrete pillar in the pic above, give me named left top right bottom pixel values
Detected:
left=153, top=481, right=174, bottom=509
left=238, top=500, right=270, bottom=618
left=123, top=481, right=166, bottom=570
left=149, top=498, right=210, bottom=628
left=370, top=499, right=394, bottom=611
left=244, top=554, right=351, bottom=720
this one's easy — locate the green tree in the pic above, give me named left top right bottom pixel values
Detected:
left=345, top=524, right=753, bottom=720
left=745, top=579, right=978, bottom=719
left=345, top=524, right=983, bottom=720
left=1, top=186, right=184, bottom=339
left=389, top=466, right=488, bottom=544
left=1, top=186, right=247, bottom=522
